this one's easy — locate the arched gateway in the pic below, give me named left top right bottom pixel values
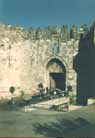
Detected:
left=46, top=58, right=66, bottom=90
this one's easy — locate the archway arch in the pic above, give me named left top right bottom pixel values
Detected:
left=45, top=55, right=68, bottom=72
left=46, top=58, right=66, bottom=90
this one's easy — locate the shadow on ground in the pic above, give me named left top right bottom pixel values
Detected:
left=32, top=117, right=92, bottom=137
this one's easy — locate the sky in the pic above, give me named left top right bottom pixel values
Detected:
left=0, top=0, right=95, bottom=28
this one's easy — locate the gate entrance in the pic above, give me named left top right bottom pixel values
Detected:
left=50, top=73, right=65, bottom=90
left=47, top=58, right=66, bottom=90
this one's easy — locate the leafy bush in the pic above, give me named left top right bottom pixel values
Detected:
left=20, top=90, right=25, bottom=97
left=9, top=86, right=15, bottom=94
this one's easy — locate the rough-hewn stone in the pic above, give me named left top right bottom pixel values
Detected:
left=0, top=24, right=79, bottom=99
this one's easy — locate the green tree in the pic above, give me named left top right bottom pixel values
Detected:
left=70, top=25, right=78, bottom=39
left=44, top=26, right=51, bottom=39
left=80, top=24, right=89, bottom=37
left=35, top=27, right=41, bottom=40
left=61, top=25, right=69, bottom=41
left=92, top=20, right=95, bottom=28
left=9, top=86, right=15, bottom=104
left=52, top=26, right=59, bottom=34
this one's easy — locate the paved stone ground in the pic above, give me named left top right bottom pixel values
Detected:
left=22, top=97, right=70, bottom=111
left=0, top=104, right=95, bottom=137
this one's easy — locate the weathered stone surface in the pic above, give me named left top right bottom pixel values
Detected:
left=0, top=24, right=78, bottom=99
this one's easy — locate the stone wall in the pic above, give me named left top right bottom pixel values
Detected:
left=0, top=24, right=79, bottom=99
